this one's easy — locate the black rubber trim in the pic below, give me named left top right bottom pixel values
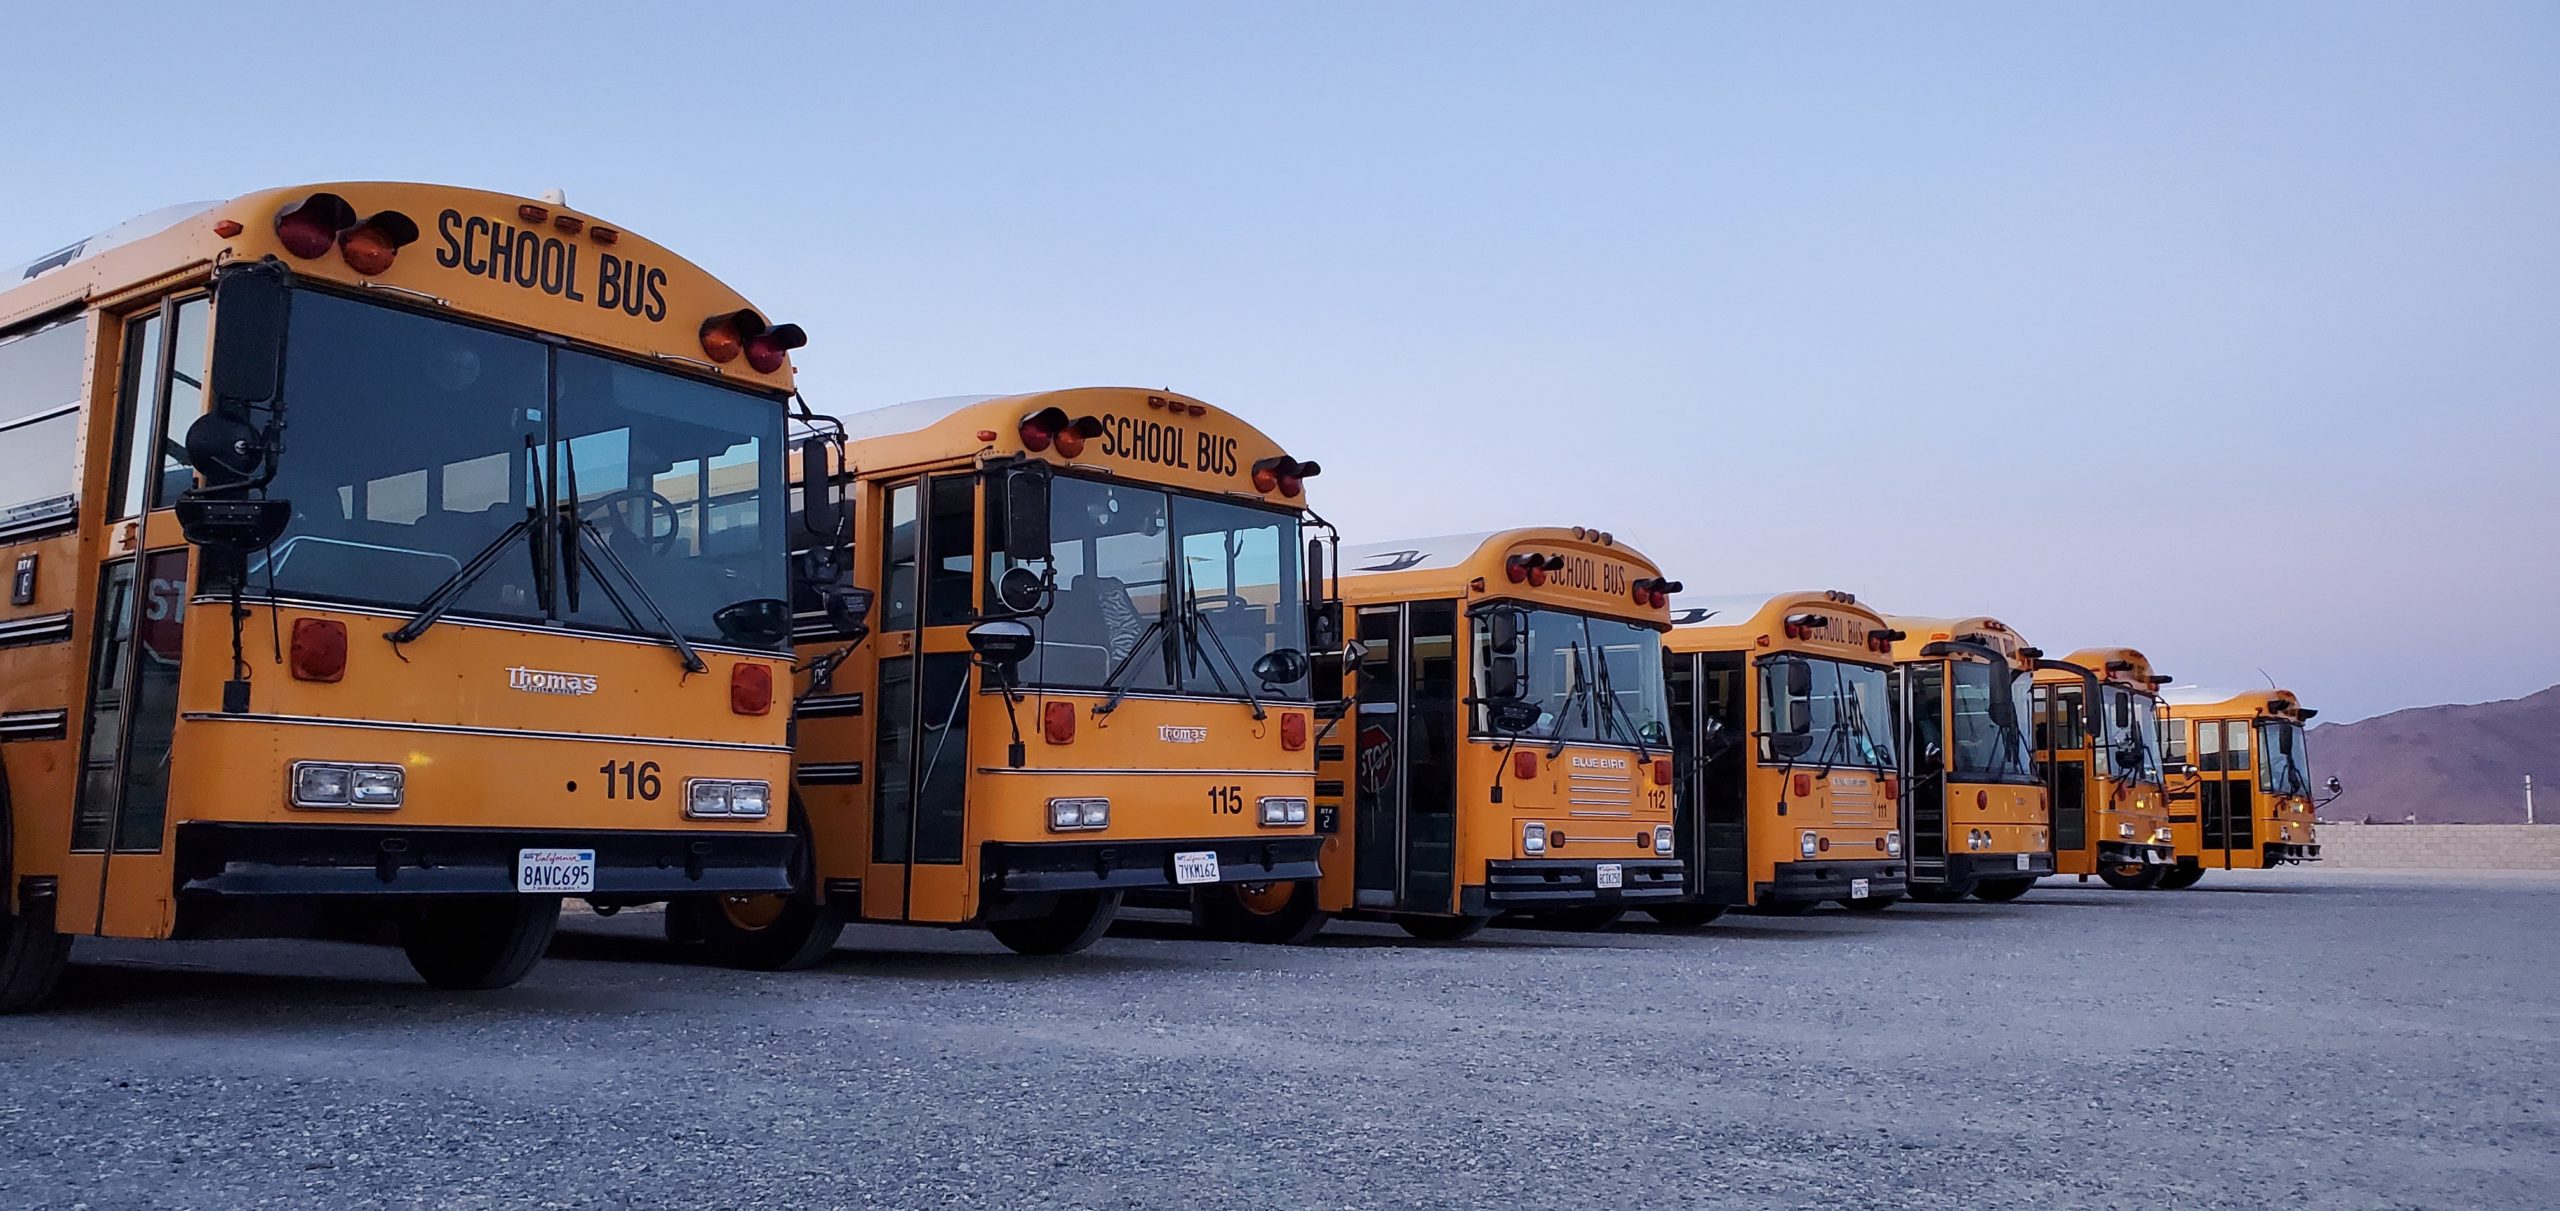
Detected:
left=171, top=822, right=797, bottom=897
left=1482, top=858, right=1685, bottom=907
left=984, top=836, right=1323, bottom=894
left=1755, top=858, right=1909, bottom=904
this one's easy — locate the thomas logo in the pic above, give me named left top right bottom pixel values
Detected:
left=1159, top=725, right=1208, bottom=744
left=507, top=666, right=599, bottom=696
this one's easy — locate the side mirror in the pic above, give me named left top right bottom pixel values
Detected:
left=1920, top=740, right=1944, bottom=773
left=174, top=496, right=292, bottom=553
left=965, top=619, right=1037, bottom=669
left=2276, top=727, right=2296, bottom=756
left=1782, top=657, right=1813, bottom=702
left=1485, top=658, right=1524, bottom=702
left=994, top=565, right=1047, bottom=615
left=183, top=412, right=266, bottom=486
left=712, top=598, right=793, bottom=648
left=1001, top=467, right=1051, bottom=564
left=1486, top=605, right=1525, bottom=655
left=208, top=263, right=290, bottom=418
left=2110, top=693, right=2133, bottom=731
left=799, top=436, right=845, bottom=540
left=825, top=585, right=873, bottom=642
left=2325, top=775, right=2343, bottom=794
left=1253, top=648, right=1311, bottom=686
left=1487, top=698, right=1543, bottom=734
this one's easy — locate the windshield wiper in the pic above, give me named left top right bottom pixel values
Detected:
left=1094, top=588, right=1177, bottom=717
left=555, top=438, right=705, bottom=674
left=387, top=435, right=552, bottom=649
left=1548, top=637, right=1593, bottom=759
left=1172, top=556, right=1266, bottom=721
left=1581, top=616, right=1650, bottom=761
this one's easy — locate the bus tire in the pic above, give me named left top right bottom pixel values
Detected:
left=1750, top=898, right=1816, bottom=916
left=1196, top=881, right=1329, bottom=945
left=1907, top=881, right=1976, bottom=903
left=2097, top=863, right=2165, bottom=891
left=400, top=897, right=561, bottom=991
left=0, top=912, right=72, bottom=1014
left=694, top=892, right=848, bottom=972
left=1971, top=877, right=2037, bottom=902
left=1394, top=914, right=1489, bottom=942
left=2157, top=865, right=2205, bottom=891
left=991, top=891, right=1122, bottom=956
left=1644, top=903, right=1727, bottom=929
left=1838, top=894, right=1899, bottom=912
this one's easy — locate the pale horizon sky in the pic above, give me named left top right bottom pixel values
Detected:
left=6, top=3, right=2553, bottom=724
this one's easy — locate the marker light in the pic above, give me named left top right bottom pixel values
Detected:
left=1651, top=757, right=1671, bottom=786
left=289, top=617, right=348, bottom=683
left=338, top=211, right=420, bottom=276
left=731, top=664, right=774, bottom=716
left=1514, top=748, right=1538, bottom=781
left=274, top=192, right=356, bottom=259
left=699, top=309, right=764, bottom=364
left=1280, top=712, right=1308, bottom=751
left=1043, top=701, right=1076, bottom=745
left=742, top=322, right=807, bottom=374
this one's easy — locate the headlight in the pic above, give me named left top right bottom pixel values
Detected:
left=2119, top=821, right=2136, bottom=839
left=1258, top=797, right=1310, bottom=828
left=1653, top=825, right=1674, bottom=856
left=1800, top=831, right=1819, bottom=858
left=2154, top=826, right=2173, bottom=844
left=684, top=779, right=772, bottom=820
left=1523, top=822, right=1547, bottom=855
left=290, top=761, right=402, bottom=810
left=1885, top=831, right=1902, bottom=857
left=1048, top=797, right=1109, bottom=832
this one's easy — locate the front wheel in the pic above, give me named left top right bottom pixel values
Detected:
left=2157, top=865, right=2206, bottom=890
left=1644, top=902, right=1728, bottom=929
left=1838, top=894, right=1900, bottom=913
left=1971, top=877, right=2037, bottom=902
left=2097, top=863, right=2166, bottom=891
left=690, top=891, right=849, bottom=971
left=1195, top=881, right=1329, bottom=945
left=989, top=891, right=1122, bottom=956
left=400, top=897, right=561, bottom=990
left=1394, top=914, right=1490, bottom=942
left=0, top=911, right=73, bottom=1013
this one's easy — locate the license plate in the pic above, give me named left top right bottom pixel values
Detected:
left=2016, top=853, right=2032, bottom=871
left=1596, top=863, right=1623, bottom=890
left=1849, top=878, right=1871, bottom=899
left=517, top=848, right=596, bottom=894
left=1173, top=850, right=1221, bottom=885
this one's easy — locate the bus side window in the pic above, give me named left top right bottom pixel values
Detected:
left=2159, top=719, right=2188, bottom=765
left=881, top=482, right=919, bottom=632
left=0, top=316, right=87, bottom=531
left=2196, top=720, right=2223, bottom=771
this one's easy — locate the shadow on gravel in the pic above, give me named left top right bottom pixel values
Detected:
left=42, top=959, right=626, bottom=1027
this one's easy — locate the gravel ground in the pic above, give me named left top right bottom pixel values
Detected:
left=1, top=869, right=2553, bottom=1209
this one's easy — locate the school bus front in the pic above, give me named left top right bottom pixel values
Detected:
left=0, top=183, right=806, bottom=1008
left=2157, top=688, right=2327, bottom=887
left=1887, top=616, right=2055, bottom=903
left=2032, top=647, right=2176, bottom=890
left=1662, top=591, right=1907, bottom=921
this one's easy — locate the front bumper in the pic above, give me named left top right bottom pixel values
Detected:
left=2268, top=842, right=2322, bottom=865
left=1759, top=858, right=1907, bottom=905
left=983, top=836, right=1323, bottom=895
left=1475, top=858, right=1685, bottom=909
left=2097, top=840, right=2174, bottom=866
left=1924, top=851, right=2055, bottom=885
left=172, top=822, right=796, bottom=898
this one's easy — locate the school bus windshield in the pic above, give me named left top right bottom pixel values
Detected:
left=2101, top=686, right=2166, bottom=785
left=1482, top=608, right=1667, bottom=746
left=1761, top=655, right=1893, bottom=769
left=2257, top=719, right=2312, bottom=796
left=1002, top=473, right=1307, bottom=700
left=249, top=287, right=788, bottom=648
left=1950, top=661, right=2037, bottom=782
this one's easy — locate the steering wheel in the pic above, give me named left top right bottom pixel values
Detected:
left=580, top=487, right=682, bottom=556
left=1190, top=591, right=1252, bottom=614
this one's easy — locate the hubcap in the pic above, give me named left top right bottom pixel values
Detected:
left=1235, top=882, right=1295, bottom=916
left=719, top=893, right=787, bottom=931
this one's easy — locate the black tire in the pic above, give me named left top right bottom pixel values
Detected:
left=1195, top=881, right=1329, bottom=945
left=2157, top=865, right=2205, bottom=891
left=2097, top=863, right=2166, bottom=891
left=1394, top=913, right=1490, bottom=942
left=1644, top=902, right=1728, bottom=929
left=662, top=897, right=710, bottom=945
left=989, top=891, right=1122, bottom=956
left=1751, top=897, right=1817, bottom=916
left=0, top=911, right=72, bottom=1014
left=1971, top=877, right=2037, bottom=902
left=1524, top=906, right=1627, bottom=932
left=1838, top=894, right=1900, bottom=913
left=399, top=897, right=561, bottom=991
left=692, top=892, right=849, bottom=971
left=1907, top=880, right=1977, bottom=903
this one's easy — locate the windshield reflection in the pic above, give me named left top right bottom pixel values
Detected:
left=1760, top=656, right=1892, bottom=769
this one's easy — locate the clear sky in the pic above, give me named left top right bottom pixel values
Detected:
left=6, top=3, right=2553, bottom=723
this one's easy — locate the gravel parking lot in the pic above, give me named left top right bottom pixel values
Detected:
left=2, top=869, right=2553, bottom=1209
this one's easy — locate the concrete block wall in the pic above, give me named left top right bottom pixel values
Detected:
left=2313, top=823, right=2560, bottom=870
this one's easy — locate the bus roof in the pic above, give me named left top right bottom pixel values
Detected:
left=1884, top=614, right=2036, bottom=666
left=2038, top=645, right=2169, bottom=690
left=2162, top=686, right=2317, bottom=720
left=1665, top=589, right=1891, bottom=662
left=822, top=387, right=1317, bottom=507
left=1338, top=527, right=1671, bottom=625
left=2, top=182, right=800, bottom=390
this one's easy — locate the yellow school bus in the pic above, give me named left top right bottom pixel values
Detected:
left=1885, top=616, right=2053, bottom=903
left=670, top=389, right=1329, bottom=963
left=1192, top=528, right=1682, bottom=942
left=1658, top=591, right=1907, bottom=921
left=2031, top=646, right=2176, bottom=889
left=2156, top=687, right=2330, bottom=888
left=0, top=183, right=811, bottom=1009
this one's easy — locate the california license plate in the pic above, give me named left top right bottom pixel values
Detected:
left=517, top=848, right=596, bottom=894
left=2015, top=853, right=2032, bottom=871
left=1849, top=878, right=1871, bottom=899
left=1173, top=850, right=1221, bottom=885
left=1596, top=863, right=1623, bottom=890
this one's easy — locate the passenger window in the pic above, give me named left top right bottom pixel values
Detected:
left=2223, top=721, right=2252, bottom=771
left=0, top=315, right=89, bottom=532
left=881, top=482, right=919, bottom=631
left=2196, top=720, right=2223, bottom=772
left=153, top=297, right=208, bottom=507
left=923, top=476, right=976, bottom=625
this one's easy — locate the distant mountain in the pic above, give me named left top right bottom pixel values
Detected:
left=2311, top=685, right=2558, bottom=823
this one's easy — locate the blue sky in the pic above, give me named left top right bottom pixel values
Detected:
left=6, top=3, right=2553, bottom=723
